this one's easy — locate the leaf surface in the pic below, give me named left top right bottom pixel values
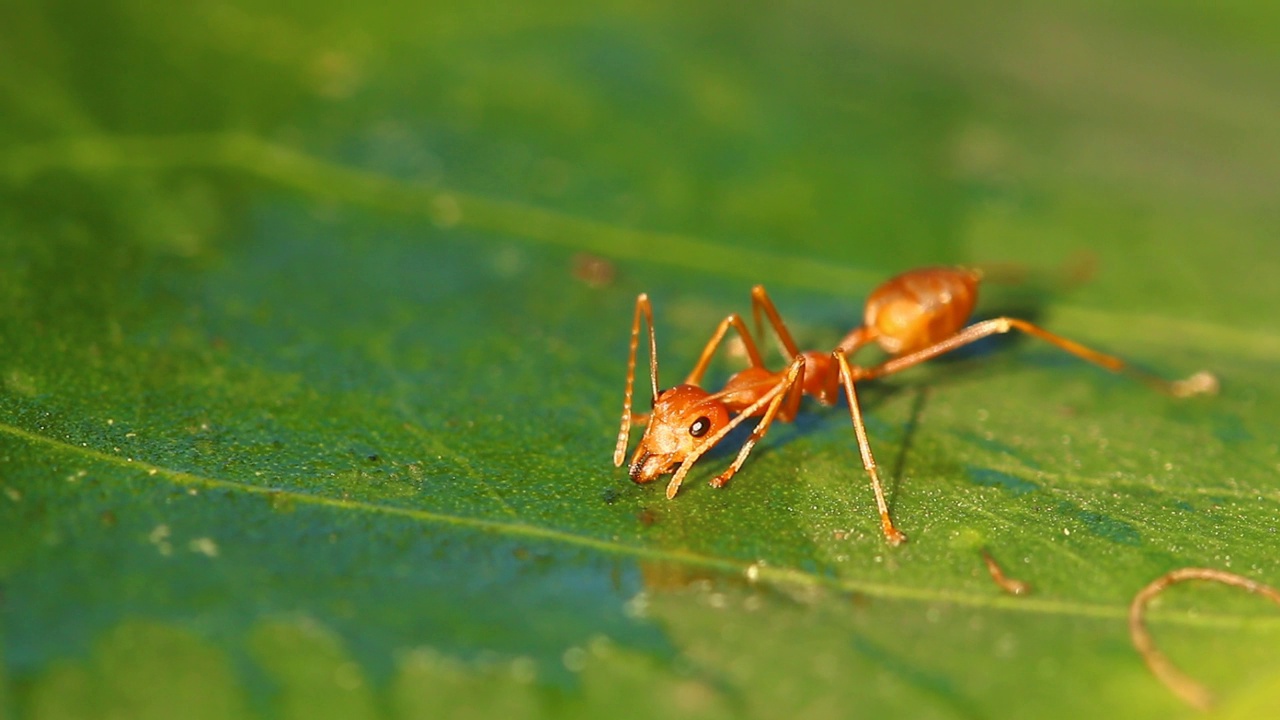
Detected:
left=3, top=1, right=1280, bottom=718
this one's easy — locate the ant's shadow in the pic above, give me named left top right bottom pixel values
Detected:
left=695, top=303, right=1049, bottom=504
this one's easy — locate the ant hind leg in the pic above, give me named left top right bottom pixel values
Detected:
left=857, top=317, right=1218, bottom=398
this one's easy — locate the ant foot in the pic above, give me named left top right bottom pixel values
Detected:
left=664, top=477, right=684, bottom=499
left=1171, top=371, right=1219, bottom=398
left=881, top=519, right=907, bottom=546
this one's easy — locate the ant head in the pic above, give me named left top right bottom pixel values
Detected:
left=629, top=384, right=731, bottom=484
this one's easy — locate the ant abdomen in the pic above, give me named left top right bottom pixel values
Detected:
left=864, top=267, right=981, bottom=354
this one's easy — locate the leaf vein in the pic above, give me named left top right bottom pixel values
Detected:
left=4, top=419, right=1278, bottom=629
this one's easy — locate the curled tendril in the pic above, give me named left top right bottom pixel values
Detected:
left=1129, top=567, right=1280, bottom=710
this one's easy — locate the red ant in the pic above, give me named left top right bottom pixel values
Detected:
left=613, top=266, right=1217, bottom=546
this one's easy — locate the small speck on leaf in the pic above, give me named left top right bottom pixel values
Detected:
left=189, top=537, right=219, bottom=557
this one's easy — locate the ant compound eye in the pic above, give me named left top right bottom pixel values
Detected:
left=689, top=416, right=711, bottom=438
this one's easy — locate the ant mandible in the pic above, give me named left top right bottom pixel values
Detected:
left=613, top=266, right=1217, bottom=546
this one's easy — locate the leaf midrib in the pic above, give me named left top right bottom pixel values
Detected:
left=5, top=418, right=1277, bottom=630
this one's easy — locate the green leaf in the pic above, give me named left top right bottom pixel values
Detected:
left=4, top=1, right=1280, bottom=719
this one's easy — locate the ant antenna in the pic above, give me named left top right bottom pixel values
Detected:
left=647, top=307, right=659, bottom=401
left=614, top=295, right=659, bottom=466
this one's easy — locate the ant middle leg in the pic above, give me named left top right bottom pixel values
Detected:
left=750, top=285, right=846, bottom=405
left=684, top=313, right=767, bottom=386
left=666, top=355, right=807, bottom=499
left=855, top=317, right=1218, bottom=398
left=683, top=284, right=806, bottom=387
left=749, top=285, right=802, bottom=359
left=834, top=352, right=907, bottom=546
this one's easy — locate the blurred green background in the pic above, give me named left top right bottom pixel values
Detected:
left=3, top=1, right=1280, bottom=718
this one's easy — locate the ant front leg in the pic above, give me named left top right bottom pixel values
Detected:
left=665, top=355, right=806, bottom=499
left=834, top=352, right=907, bottom=546
left=709, top=355, right=807, bottom=490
